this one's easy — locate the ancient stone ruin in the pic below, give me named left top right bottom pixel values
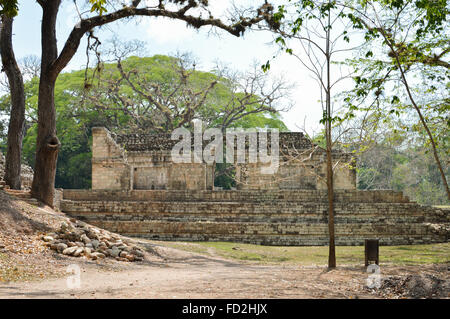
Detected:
left=0, top=151, right=34, bottom=190
left=90, top=127, right=356, bottom=191
left=60, top=127, right=449, bottom=246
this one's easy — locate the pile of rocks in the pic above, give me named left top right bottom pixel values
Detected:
left=425, top=223, right=450, bottom=238
left=42, top=219, right=145, bottom=262
left=369, top=274, right=449, bottom=299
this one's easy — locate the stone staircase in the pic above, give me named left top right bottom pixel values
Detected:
left=3, top=187, right=40, bottom=206
left=0, top=179, right=7, bottom=190
left=60, top=189, right=450, bottom=246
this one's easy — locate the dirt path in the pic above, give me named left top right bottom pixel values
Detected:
left=1, top=193, right=447, bottom=299
left=0, top=243, right=370, bottom=299
left=3, top=241, right=447, bottom=299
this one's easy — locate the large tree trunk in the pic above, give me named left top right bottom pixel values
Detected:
left=0, top=15, right=25, bottom=190
left=30, top=1, right=61, bottom=207
left=30, top=78, right=60, bottom=207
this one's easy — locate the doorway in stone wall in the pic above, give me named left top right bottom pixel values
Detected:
left=133, top=167, right=168, bottom=190
left=214, top=163, right=236, bottom=190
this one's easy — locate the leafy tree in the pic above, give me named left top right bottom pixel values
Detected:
left=1, top=0, right=276, bottom=207
left=357, top=137, right=449, bottom=206
left=0, top=12, right=25, bottom=189
left=84, top=54, right=291, bottom=134
left=0, top=54, right=288, bottom=189
left=344, top=0, right=449, bottom=200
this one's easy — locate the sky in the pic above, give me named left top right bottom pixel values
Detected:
left=8, top=0, right=346, bottom=134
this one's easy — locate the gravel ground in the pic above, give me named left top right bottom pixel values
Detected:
left=1, top=242, right=449, bottom=299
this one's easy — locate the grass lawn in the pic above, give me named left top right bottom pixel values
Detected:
left=158, top=241, right=450, bottom=266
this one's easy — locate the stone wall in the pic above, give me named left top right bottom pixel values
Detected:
left=92, top=127, right=356, bottom=191
left=83, top=128, right=449, bottom=246
left=0, top=151, right=34, bottom=189
left=92, top=127, right=215, bottom=191
left=92, top=127, right=130, bottom=190
left=62, top=189, right=411, bottom=203
left=235, top=152, right=355, bottom=190
left=61, top=189, right=449, bottom=246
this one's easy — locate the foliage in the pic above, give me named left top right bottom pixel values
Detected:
left=265, top=0, right=359, bottom=268
left=343, top=0, right=449, bottom=140
left=89, top=0, right=107, bottom=15
left=342, top=0, right=450, bottom=198
left=83, top=54, right=289, bottom=134
left=356, top=129, right=449, bottom=205
left=0, top=0, right=18, bottom=17
left=214, top=163, right=236, bottom=190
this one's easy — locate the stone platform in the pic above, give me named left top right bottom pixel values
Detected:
left=60, top=189, right=449, bottom=246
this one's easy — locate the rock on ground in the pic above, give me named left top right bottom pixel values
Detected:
left=42, top=219, right=145, bottom=262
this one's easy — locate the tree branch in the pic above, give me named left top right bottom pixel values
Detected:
left=50, top=3, right=269, bottom=80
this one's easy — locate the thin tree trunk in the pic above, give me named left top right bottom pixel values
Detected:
left=326, top=131, right=336, bottom=268
left=375, top=26, right=450, bottom=201
left=30, top=1, right=61, bottom=207
left=325, top=11, right=336, bottom=269
left=0, top=15, right=25, bottom=190
left=395, top=56, right=450, bottom=201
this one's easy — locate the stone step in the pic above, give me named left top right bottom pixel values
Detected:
left=60, top=200, right=448, bottom=219
left=23, top=198, right=39, bottom=206
left=4, top=188, right=29, bottom=193
left=4, top=189, right=32, bottom=198
left=59, top=190, right=449, bottom=246
left=3, top=189, right=39, bottom=206
left=66, top=211, right=446, bottom=224
left=62, top=189, right=412, bottom=204
left=78, top=219, right=447, bottom=246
